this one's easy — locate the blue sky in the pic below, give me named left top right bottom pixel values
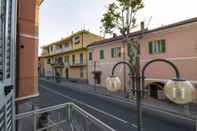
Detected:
left=39, top=0, right=197, bottom=54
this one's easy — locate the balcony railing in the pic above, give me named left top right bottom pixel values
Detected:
left=41, top=47, right=72, bottom=57
left=70, top=60, right=85, bottom=67
left=50, top=61, right=64, bottom=67
left=16, top=103, right=115, bottom=131
left=50, top=47, right=72, bottom=55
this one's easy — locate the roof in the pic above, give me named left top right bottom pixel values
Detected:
left=88, top=16, right=197, bottom=48
left=41, top=30, right=102, bottom=48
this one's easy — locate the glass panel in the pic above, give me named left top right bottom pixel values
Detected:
left=89, top=52, right=92, bottom=61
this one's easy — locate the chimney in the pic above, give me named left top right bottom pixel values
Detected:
left=140, top=21, right=145, bottom=31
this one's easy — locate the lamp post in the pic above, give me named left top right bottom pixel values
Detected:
left=106, top=58, right=195, bottom=131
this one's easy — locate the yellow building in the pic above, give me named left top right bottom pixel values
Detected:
left=41, top=30, right=102, bottom=83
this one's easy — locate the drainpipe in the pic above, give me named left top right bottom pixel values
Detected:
left=16, top=0, right=20, bottom=106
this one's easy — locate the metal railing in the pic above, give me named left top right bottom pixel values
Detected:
left=16, top=103, right=115, bottom=131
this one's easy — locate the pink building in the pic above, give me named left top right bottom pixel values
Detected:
left=88, top=17, right=197, bottom=102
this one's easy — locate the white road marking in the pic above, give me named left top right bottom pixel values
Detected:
left=40, top=84, right=137, bottom=129
left=40, top=79, right=195, bottom=122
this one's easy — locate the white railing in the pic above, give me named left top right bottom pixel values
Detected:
left=16, top=103, right=115, bottom=131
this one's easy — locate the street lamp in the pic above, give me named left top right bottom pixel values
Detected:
left=106, top=76, right=122, bottom=92
left=106, top=58, right=195, bottom=131
left=164, top=79, right=195, bottom=104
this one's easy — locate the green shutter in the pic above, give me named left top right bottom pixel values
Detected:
left=111, top=48, right=114, bottom=58
left=100, top=50, right=104, bottom=59
left=161, top=40, right=166, bottom=52
left=149, top=42, right=153, bottom=54
left=118, top=47, right=121, bottom=57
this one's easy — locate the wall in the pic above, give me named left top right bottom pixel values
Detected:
left=141, top=22, right=197, bottom=82
left=17, top=0, right=39, bottom=100
left=88, top=39, right=130, bottom=89
left=88, top=22, right=197, bottom=101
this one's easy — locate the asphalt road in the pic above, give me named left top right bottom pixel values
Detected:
left=34, top=80, right=196, bottom=131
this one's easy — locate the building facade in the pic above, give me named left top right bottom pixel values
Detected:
left=0, top=0, right=39, bottom=130
left=16, top=0, right=40, bottom=101
left=88, top=17, right=197, bottom=102
left=41, top=30, right=102, bottom=82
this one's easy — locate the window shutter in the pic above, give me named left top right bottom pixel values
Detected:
left=100, top=50, right=104, bottom=59
left=148, top=42, right=153, bottom=54
left=161, top=40, right=166, bottom=52
left=111, top=48, right=113, bottom=58
left=118, top=47, right=121, bottom=57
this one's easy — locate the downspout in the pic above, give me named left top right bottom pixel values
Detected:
left=16, top=0, right=20, bottom=103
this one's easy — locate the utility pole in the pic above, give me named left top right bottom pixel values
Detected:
left=40, top=0, right=45, bottom=6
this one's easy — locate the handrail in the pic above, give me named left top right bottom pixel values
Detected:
left=16, top=102, right=116, bottom=131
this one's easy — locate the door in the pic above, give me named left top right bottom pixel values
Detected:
left=65, top=68, right=69, bottom=79
left=150, top=85, right=158, bottom=99
left=0, top=0, right=16, bottom=130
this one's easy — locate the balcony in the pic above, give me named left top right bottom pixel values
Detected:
left=50, top=47, right=72, bottom=55
left=70, top=60, right=86, bottom=67
left=50, top=61, right=64, bottom=67
left=16, top=103, right=115, bottom=131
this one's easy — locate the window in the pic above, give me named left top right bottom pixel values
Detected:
left=89, top=52, right=93, bottom=61
left=73, top=36, right=80, bottom=44
left=59, top=44, right=62, bottom=49
left=99, top=50, right=104, bottom=60
left=80, top=53, right=83, bottom=64
left=58, top=57, right=63, bottom=64
left=72, top=55, right=75, bottom=64
left=50, top=46, right=53, bottom=52
left=47, top=58, right=51, bottom=64
left=64, top=43, right=69, bottom=48
left=64, top=56, right=69, bottom=64
left=111, top=47, right=121, bottom=58
left=149, top=39, right=166, bottom=54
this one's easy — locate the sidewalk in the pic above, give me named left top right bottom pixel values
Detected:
left=40, top=77, right=197, bottom=119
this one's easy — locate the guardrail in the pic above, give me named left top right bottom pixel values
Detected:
left=16, top=103, right=115, bottom=131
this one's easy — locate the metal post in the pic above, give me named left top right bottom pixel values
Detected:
left=94, top=61, right=96, bottom=92
left=34, top=111, right=37, bottom=131
left=196, top=116, right=197, bottom=131
left=183, top=105, right=190, bottom=116
left=141, top=58, right=181, bottom=131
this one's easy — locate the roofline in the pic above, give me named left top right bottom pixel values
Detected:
left=41, top=30, right=102, bottom=49
left=40, top=48, right=87, bottom=58
left=88, top=16, right=197, bottom=48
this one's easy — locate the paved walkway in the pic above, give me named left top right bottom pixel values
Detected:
left=40, top=77, right=197, bottom=119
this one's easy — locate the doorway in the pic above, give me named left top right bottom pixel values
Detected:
left=65, top=68, right=69, bottom=79
left=148, top=82, right=165, bottom=100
